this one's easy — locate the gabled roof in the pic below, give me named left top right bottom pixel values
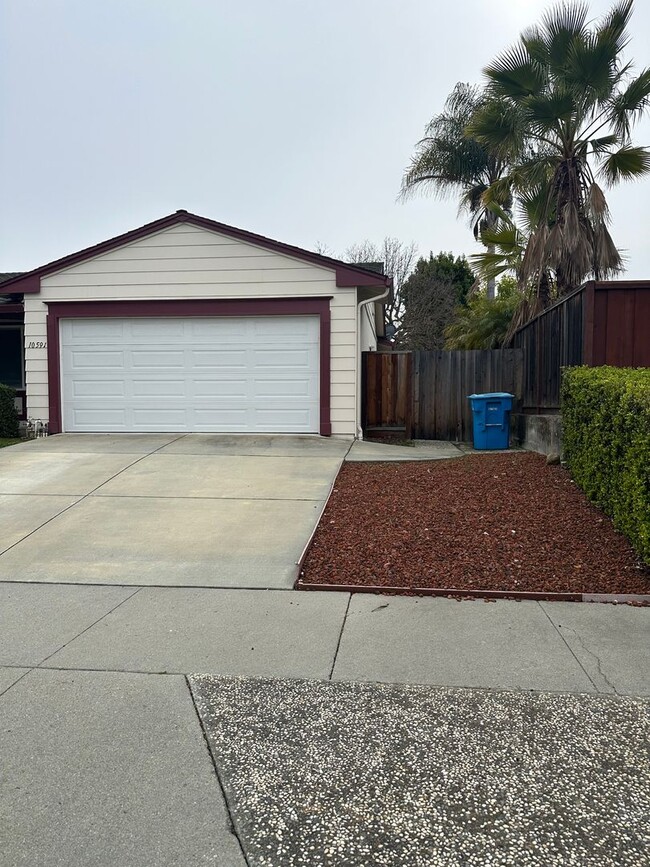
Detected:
left=1, top=210, right=393, bottom=295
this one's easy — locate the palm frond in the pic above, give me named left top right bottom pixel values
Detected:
left=564, top=30, right=619, bottom=99
left=481, top=176, right=513, bottom=209
left=468, top=252, right=514, bottom=283
left=484, top=44, right=547, bottom=99
left=466, top=100, right=525, bottom=157
left=596, top=0, right=634, bottom=57
left=541, top=0, right=589, bottom=70
left=608, top=68, right=650, bottom=138
left=509, top=154, right=559, bottom=190
left=592, top=223, right=624, bottom=278
left=523, top=90, right=576, bottom=132
left=598, top=145, right=650, bottom=183
left=400, top=82, right=493, bottom=201
left=587, top=133, right=620, bottom=154
left=586, top=182, right=610, bottom=224
left=516, top=183, right=552, bottom=232
left=521, top=26, right=550, bottom=68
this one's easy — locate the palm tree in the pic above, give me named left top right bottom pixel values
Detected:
left=468, top=0, right=650, bottom=295
left=400, top=83, right=513, bottom=299
left=471, top=182, right=554, bottom=302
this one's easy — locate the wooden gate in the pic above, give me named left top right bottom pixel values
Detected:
left=362, top=351, right=413, bottom=439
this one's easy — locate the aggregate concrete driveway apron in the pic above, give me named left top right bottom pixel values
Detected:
left=0, top=434, right=350, bottom=588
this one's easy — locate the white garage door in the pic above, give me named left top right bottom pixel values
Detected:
left=60, top=316, right=320, bottom=433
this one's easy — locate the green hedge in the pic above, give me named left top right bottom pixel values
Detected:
left=0, top=384, right=20, bottom=438
left=561, top=366, right=650, bottom=565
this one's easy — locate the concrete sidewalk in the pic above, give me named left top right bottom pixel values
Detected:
left=2, top=583, right=648, bottom=694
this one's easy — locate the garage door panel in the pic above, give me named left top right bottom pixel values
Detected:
left=191, top=350, right=248, bottom=369
left=255, top=349, right=313, bottom=368
left=132, top=380, right=186, bottom=397
left=253, top=408, right=316, bottom=428
left=72, top=380, right=126, bottom=397
left=253, top=318, right=315, bottom=338
left=190, top=319, right=249, bottom=340
left=194, top=379, right=249, bottom=397
left=132, top=409, right=190, bottom=428
left=70, top=350, right=125, bottom=369
left=131, top=350, right=186, bottom=368
left=73, top=409, right=128, bottom=428
left=129, top=320, right=186, bottom=339
left=68, top=319, right=124, bottom=340
left=192, top=409, right=251, bottom=430
left=254, top=380, right=311, bottom=397
left=60, top=316, right=320, bottom=433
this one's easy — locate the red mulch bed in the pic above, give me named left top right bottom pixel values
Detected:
left=301, top=452, right=650, bottom=595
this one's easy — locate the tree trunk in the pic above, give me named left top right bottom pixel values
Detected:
left=486, top=244, right=496, bottom=300
left=538, top=271, right=551, bottom=306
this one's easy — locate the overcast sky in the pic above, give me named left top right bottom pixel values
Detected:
left=2, top=0, right=650, bottom=276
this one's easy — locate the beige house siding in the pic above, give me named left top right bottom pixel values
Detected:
left=360, top=303, right=378, bottom=353
left=24, top=223, right=360, bottom=435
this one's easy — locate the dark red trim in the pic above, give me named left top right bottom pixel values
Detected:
left=46, top=312, right=60, bottom=434
left=45, top=297, right=332, bottom=436
left=319, top=303, right=332, bottom=436
left=2, top=210, right=392, bottom=294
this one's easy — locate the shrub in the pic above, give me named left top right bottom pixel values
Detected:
left=444, top=278, right=520, bottom=350
left=0, top=383, right=20, bottom=438
left=561, top=367, right=650, bottom=565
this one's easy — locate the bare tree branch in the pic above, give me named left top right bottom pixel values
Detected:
left=343, top=237, right=418, bottom=334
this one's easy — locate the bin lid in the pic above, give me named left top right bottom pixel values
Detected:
left=467, top=392, right=514, bottom=399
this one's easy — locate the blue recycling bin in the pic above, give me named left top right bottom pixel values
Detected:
left=468, top=392, right=514, bottom=450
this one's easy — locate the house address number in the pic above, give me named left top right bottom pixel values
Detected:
left=27, top=341, right=47, bottom=349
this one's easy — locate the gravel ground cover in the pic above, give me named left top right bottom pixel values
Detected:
left=301, top=452, right=649, bottom=595
left=190, top=675, right=650, bottom=867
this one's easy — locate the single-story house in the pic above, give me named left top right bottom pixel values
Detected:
left=0, top=210, right=392, bottom=437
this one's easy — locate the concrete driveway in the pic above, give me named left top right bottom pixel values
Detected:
left=0, top=434, right=350, bottom=588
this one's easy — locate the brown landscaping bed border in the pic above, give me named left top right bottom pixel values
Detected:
left=295, top=579, right=650, bottom=604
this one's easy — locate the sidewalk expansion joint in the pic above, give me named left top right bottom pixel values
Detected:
left=556, top=623, right=619, bottom=695
left=186, top=677, right=251, bottom=867
left=328, top=593, right=352, bottom=680
left=0, top=667, right=35, bottom=699
left=537, top=602, right=602, bottom=693
left=35, top=587, right=143, bottom=669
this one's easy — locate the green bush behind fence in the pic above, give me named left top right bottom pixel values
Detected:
left=0, top=383, right=20, bottom=438
left=561, top=366, right=650, bottom=565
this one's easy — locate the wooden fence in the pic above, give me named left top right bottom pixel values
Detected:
left=512, top=280, right=650, bottom=411
left=513, top=289, right=584, bottom=412
left=362, top=349, right=523, bottom=441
